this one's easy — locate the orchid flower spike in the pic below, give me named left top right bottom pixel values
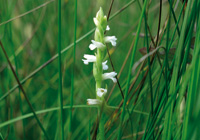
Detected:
left=102, top=72, right=117, bottom=83
left=87, top=99, right=102, bottom=105
left=104, top=36, right=117, bottom=46
left=82, top=54, right=96, bottom=65
left=97, top=88, right=107, bottom=97
left=84, top=7, right=118, bottom=108
left=89, top=40, right=106, bottom=50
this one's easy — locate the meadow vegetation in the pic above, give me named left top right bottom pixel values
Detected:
left=0, top=0, right=199, bottom=139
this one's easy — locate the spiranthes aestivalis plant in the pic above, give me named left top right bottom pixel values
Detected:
left=82, top=7, right=117, bottom=105
left=82, top=7, right=117, bottom=139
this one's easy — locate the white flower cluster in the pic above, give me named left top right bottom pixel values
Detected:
left=82, top=8, right=117, bottom=105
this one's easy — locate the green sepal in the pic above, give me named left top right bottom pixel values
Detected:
left=101, top=16, right=107, bottom=31
left=96, top=7, right=104, bottom=22
left=95, top=28, right=104, bottom=42
left=93, top=62, right=102, bottom=84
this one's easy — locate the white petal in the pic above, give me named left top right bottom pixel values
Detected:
left=83, top=54, right=96, bottom=60
left=102, top=72, right=117, bottom=83
left=89, top=40, right=105, bottom=50
left=97, top=88, right=107, bottom=97
left=111, top=77, right=117, bottom=83
left=82, top=59, right=89, bottom=65
left=82, top=54, right=96, bottom=64
left=106, top=25, right=110, bottom=31
left=104, top=36, right=117, bottom=46
left=89, top=44, right=97, bottom=50
left=92, top=40, right=105, bottom=48
left=102, top=60, right=108, bottom=70
left=93, top=18, right=98, bottom=26
left=87, top=99, right=102, bottom=105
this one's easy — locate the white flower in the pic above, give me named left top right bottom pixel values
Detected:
left=104, top=36, right=117, bottom=46
left=89, top=40, right=106, bottom=50
left=97, top=88, right=107, bottom=97
left=82, top=54, right=96, bottom=65
left=87, top=99, right=102, bottom=105
left=106, top=25, right=110, bottom=31
left=102, top=72, right=117, bottom=83
left=102, top=60, right=108, bottom=70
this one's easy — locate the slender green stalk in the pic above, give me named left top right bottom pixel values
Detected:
left=140, top=8, right=155, bottom=140
left=168, top=0, right=186, bottom=50
left=7, top=22, right=14, bottom=140
left=165, top=0, right=171, bottom=106
left=69, top=0, right=77, bottom=137
left=167, top=0, right=180, bottom=36
left=99, top=107, right=105, bottom=140
left=117, top=0, right=148, bottom=139
left=144, top=5, right=153, bottom=114
left=88, top=109, right=91, bottom=140
left=58, top=0, right=64, bottom=139
left=162, top=4, right=171, bottom=139
left=180, top=3, right=197, bottom=74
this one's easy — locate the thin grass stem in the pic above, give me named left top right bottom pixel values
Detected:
left=58, top=0, right=64, bottom=139
left=69, top=0, right=77, bottom=138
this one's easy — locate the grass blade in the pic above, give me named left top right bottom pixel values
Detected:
left=57, top=0, right=64, bottom=139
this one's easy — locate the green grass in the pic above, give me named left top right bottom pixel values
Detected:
left=0, top=0, right=199, bottom=139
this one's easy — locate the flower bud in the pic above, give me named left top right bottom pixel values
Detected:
left=96, top=7, right=104, bottom=22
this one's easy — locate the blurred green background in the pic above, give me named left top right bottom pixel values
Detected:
left=0, top=0, right=199, bottom=139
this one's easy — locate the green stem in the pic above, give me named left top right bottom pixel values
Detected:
left=88, top=109, right=91, bottom=140
left=95, top=47, right=104, bottom=140
left=99, top=108, right=105, bottom=140
left=69, top=0, right=77, bottom=137
left=144, top=4, right=153, bottom=114
left=58, top=0, right=64, bottom=139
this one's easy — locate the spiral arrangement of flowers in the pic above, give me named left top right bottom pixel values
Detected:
left=82, top=7, right=117, bottom=105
